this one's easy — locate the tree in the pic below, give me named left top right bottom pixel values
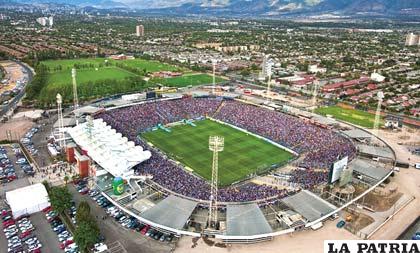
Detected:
left=42, top=180, right=51, bottom=193
left=64, top=175, right=69, bottom=185
left=75, top=201, right=91, bottom=224
left=74, top=220, right=100, bottom=253
left=240, top=69, right=251, bottom=77
left=49, top=186, right=73, bottom=214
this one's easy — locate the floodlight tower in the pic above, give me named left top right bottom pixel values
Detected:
left=86, top=115, right=94, bottom=139
left=208, top=136, right=224, bottom=228
left=266, top=74, right=272, bottom=103
left=373, top=91, right=384, bottom=138
left=311, top=79, right=320, bottom=113
left=56, top=93, right=66, bottom=149
left=72, top=68, right=79, bottom=125
left=212, top=59, right=217, bottom=95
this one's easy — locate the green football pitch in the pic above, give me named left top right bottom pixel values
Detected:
left=142, top=119, right=294, bottom=186
left=315, top=106, right=382, bottom=128
left=150, top=73, right=225, bottom=87
left=41, top=58, right=181, bottom=73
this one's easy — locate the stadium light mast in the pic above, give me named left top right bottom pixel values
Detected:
left=212, top=59, right=216, bottom=95
left=311, top=79, right=320, bottom=113
left=208, top=136, right=224, bottom=228
left=56, top=93, right=66, bottom=150
left=373, top=91, right=384, bottom=138
left=72, top=68, right=79, bottom=125
left=266, top=74, right=272, bottom=103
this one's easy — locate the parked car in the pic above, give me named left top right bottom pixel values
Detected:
left=336, top=220, right=346, bottom=228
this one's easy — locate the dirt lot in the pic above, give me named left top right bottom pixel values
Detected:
left=175, top=221, right=357, bottom=253
left=0, top=61, right=25, bottom=94
left=366, top=127, right=420, bottom=239
left=354, top=184, right=403, bottom=212
left=343, top=210, right=374, bottom=231
left=0, top=118, right=33, bottom=141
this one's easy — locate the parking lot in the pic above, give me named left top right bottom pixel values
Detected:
left=68, top=185, right=175, bottom=253
left=30, top=212, right=62, bottom=253
left=0, top=144, right=55, bottom=253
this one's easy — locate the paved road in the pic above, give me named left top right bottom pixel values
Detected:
left=68, top=185, right=174, bottom=253
left=0, top=61, right=34, bottom=118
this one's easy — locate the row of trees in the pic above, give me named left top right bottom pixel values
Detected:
left=24, top=50, right=90, bottom=66
left=25, top=64, right=48, bottom=100
left=74, top=201, right=100, bottom=253
left=45, top=182, right=100, bottom=253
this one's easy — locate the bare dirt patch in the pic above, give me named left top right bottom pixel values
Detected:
left=344, top=210, right=374, bottom=231
left=0, top=118, right=33, bottom=141
left=355, top=185, right=403, bottom=212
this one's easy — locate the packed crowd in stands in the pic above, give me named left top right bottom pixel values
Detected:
left=288, top=169, right=329, bottom=189
left=96, top=97, right=356, bottom=202
left=215, top=100, right=356, bottom=168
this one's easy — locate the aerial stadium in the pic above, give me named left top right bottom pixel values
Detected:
left=65, top=95, right=395, bottom=243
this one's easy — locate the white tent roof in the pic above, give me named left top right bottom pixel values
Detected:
left=67, top=118, right=151, bottom=179
left=6, top=183, right=50, bottom=218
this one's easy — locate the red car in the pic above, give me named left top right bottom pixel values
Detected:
left=140, top=225, right=150, bottom=235
left=48, top=215, right=59, bottom=223
left=42, top=206, right=52, bottom=213
left=30, top=248, right=41, bottom=253
left=59, top=239, right=73, bottom=249
left=19, top=230, right=31, bottom=239
left=1, top=210, right=10, bottom=216
left=2, top=220, right=15, bottom=227
left=79, top=188, right=89, bottom=195
left=7, top=175, right=17, bottom=181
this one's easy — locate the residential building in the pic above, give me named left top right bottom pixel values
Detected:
left=405, top=33, right=420, bottom=46
left=136, top=25, right=144, bottom=37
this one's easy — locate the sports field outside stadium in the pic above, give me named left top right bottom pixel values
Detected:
left=315, top=106, right=382, bottom=128
left=142, top=119, right=294, bottom=186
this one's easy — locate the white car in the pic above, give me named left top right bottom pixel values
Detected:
left=28, top=243, right=42, bottom=251
left=16, top=158, right=26, bottom=164
left=64, top=243, right=78, bottom=253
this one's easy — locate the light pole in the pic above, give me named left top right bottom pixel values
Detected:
left=208, top=136, right=224, bottom=228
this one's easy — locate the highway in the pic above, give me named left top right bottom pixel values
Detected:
left=0, top=61, right=34, bottom=119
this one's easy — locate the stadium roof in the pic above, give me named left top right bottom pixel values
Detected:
left=357, top=144, right=394, bottom=159
left=54, top=117, right=77, bottom=128
left=67, top=118, right=151, bottom=179
left=349, top=158, right=391, bottom=180
left=73, top=105, right=103, bottom=115
left=282, top=190, right=336, bottom=222
left=226, top=203, right=272, bottom=236
left=342, top=129, right=373, bottom=139
left=140, top=195, right=197, bottom=230
left=311, top=115, right=337, bottom=126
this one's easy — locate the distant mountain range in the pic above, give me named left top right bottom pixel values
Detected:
left=5, top=0, right=420, bottom=16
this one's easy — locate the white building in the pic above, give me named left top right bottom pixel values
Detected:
left=48, top=16, right=53, bottom=27
left=405, top=33, right=420, bottom=46
left=371, top=72, right=385, bottom=82
left=308, top=64, right=327, bottom=74
left=136, top=25, right=144, bottom=37
left=6, top=183, right=50, bottom=219
left=259, top=55, right=273, bottom=81
left=36, top=16, right=53, bottom=27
